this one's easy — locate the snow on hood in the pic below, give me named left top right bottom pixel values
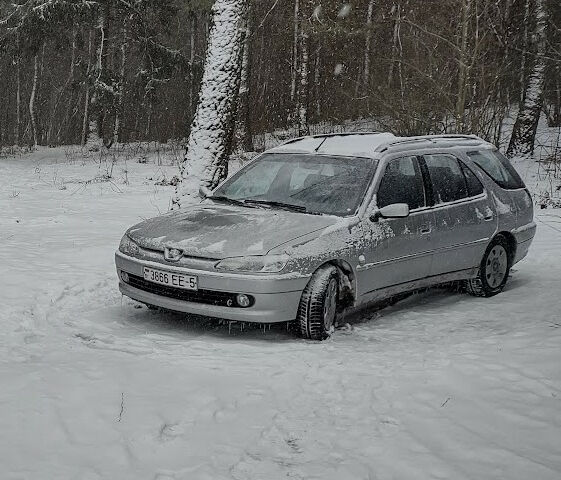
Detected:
left=126, top=203, right=340, bottom=259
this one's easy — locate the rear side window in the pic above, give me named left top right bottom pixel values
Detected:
left=460, top=163, right=484, bottom=197
left=424, top=154, right=468, bottom=204
left=377, top=156, right=426, bottom=210
left=467, top=150, right=525, bottom=190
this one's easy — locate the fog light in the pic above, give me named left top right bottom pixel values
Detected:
left=236, top=294, right=251, bottom=308
left=120, top=271, right=129, bottom=283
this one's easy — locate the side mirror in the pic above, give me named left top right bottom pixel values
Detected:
left=369, top=203, right=410, bottom=222
left=199, top=185, right=212, bottom=199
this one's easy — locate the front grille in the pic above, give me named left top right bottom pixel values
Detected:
left=125, top=274, right=253, bottom=308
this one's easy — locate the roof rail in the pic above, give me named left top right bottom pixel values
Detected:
left=281, top=131, right=386, bottom=146
left=375, top=134, right=486, bottom=152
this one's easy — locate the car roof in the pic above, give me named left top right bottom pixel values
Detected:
left=267, top=132, right=493, bottom=159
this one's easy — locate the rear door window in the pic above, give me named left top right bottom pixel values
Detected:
left=467, top=150, right=525, bottom=190
left=377, top=156, right=426, bottom=210
left=424, top=154, right=469, bottom=204
left=460, top=162, right=484, bottom=197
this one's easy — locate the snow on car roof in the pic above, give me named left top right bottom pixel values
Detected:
left=269, top=132, right=397, bottom=159
left=269, top=132, right=490, bottom=159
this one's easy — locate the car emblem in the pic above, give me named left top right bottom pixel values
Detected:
left=164, top=247, right=184, bottom=262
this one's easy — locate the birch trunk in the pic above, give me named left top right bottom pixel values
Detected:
left=29, top=52, right=39, bottom=148
left=313, top=42, right=321, bottom=118
left=297, top=29, right=309, bottom=136
left=387, top=2, right=401, bottom=87
left=113, top=23, right=127, bottom=145
left=15, top=41, right=21, bottom=146
left=145, top=100, right=152, bottom=138
left=507, top=0, right=547, bottom=157
left=82, top=30, right=94, bottom=146
left=363, top=0, right=375, bottom=94
left=85, top=11, right=106, bottom=151
left=290, top=0, right=300, bottom=103
left=455, top=0, right=471, bottom=133
left=174, top=0, right=248, bottom=207
left=519, top=0, right=531, bottom=106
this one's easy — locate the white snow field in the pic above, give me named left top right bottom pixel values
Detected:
left=1, top=146, right=560, bottom=480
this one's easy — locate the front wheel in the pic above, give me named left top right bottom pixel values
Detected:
left=466, top=235, right=511, bottom=297
left=297, top=265, right=339, bottom=341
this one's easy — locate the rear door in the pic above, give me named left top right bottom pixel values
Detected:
left=358, top=155, right=435, bottom=296
left=421, top=153, right=497, bottom=276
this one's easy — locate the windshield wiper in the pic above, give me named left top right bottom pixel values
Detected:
left=244, top=199, right=306, bottom=212
left=244, top=199, right=320, bottom=214
left=208, top=195, right=253, bottom=208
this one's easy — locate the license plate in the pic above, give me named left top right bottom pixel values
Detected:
left=143, top=267, right=198, bottom=291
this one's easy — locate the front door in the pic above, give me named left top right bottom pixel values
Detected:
left=357, top=155, right=435, bottom=298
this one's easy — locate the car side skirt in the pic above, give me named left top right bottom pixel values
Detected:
left=354, top=267, right=478, bottom=311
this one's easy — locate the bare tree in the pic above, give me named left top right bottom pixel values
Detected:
left=455, top=0, right=472, bottom=133
left=362, top=0, right=375, bottom=96
left=290, top=0, right=300, bottom=103
left=508, top=0, right=548, bottom=156
left=174, top=0, right=248, bottom=207
left=113, top=22, right=128, bottom=146
left=0, top=0, right=557, bottom=151
left=15, top=31, right=21, bottom=146
left=29, top=50, right=39, bottom=148
left=297, top=28, right=310, bottom=136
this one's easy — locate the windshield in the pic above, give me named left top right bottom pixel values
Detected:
left=212, top=153, right=378, bottom=216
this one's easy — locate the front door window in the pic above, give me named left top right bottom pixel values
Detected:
left=376, top=156, right=426, bottom=210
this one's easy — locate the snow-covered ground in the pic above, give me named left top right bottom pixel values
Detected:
left=1, top=144, right=560, bottom=479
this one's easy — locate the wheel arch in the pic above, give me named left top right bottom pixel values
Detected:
left=320, top=259, right=357, bottom=310
left=494, top=231, right=517, bottom=264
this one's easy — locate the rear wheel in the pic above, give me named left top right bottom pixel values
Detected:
left=466, top=235, right=511, bottom=297
left=297, top=265, right=339, bottom=341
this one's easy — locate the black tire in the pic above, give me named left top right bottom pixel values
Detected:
left=466, top=235, right=511, bottom=298
left=297, top=265, right=339, bottom=341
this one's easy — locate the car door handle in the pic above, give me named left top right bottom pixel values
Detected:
left=484, top=215, right=494, bottom=221
left=420, top=225, right=431, bottom=235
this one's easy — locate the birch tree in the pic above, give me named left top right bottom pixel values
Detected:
left=84, top=6, right=107, bottom=151
left=15, top=32, right=22, bottom=146
left=455, top=0, right=472, bottom=133
left=362, top=0, right=375, bottom=96
left=29, top=50, right=39, bottom=148
left=297, top=28, right=310, bottom=136
left=290, top=0, right=300, bottom=103
left=174, top=0, right=248, bottom=207
left=508, top=0, right=548, bottom=156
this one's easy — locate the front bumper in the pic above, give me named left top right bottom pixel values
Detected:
left=115, top=251, right=310, bottom=323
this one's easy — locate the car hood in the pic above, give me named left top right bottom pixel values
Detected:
left=126, top=202, right=340, bottom=259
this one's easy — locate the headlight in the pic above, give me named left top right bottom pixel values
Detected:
left=215, top=254, right=289, bottom=273
left=119, top=235, right=140, bottom=256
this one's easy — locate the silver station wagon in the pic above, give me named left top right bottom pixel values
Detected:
left=116, top=133, right=536, bottom=340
